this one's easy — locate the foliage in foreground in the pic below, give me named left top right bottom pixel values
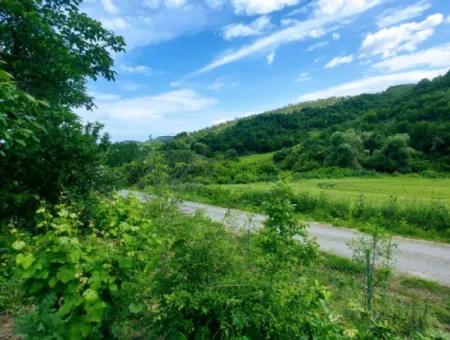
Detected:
left=1, top=186, right=448, bottom=338
left=7, top=192, right=342, bottom=339
left=0, top=0, right=124, bottom=227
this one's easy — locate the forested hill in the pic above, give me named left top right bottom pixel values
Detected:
left=172, top=70, right=450, bottom=172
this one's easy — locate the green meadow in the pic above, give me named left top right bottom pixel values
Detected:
left=212, top=176, right=450, bottom=205
left=174, top=176, right=450, bottom=241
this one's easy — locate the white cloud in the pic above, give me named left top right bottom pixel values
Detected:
left=372, top=44, right=450, bottom=72
left=325, top=54, right=354, bottom=68
left=285, top=5, right=310, bottom=17
left=121, top=83, right=142, bottom=91
left=376, top=1, right=431, bottom=28
left=280, top=18, right=299, bottom=26
left=306, top=40, right=328, bottom=51
left=119, top=65, right=152, bottom=75
left=332, top=32, right=340, bottom=40
left=232, top=0, right=301, bottom=15
left=222, top=16, right=273, bottom=40
left=101, top=0, right=119, bottom=14
left=165, top=0, right=188, bottom=8
left=314, top=0, right=381, bottom=17
left=196, top=0, right=380, bottom=74
left=83, top=1, right=210, bottom=49
left=87, top=89, right=216, bottom=120
left=204, top=0, right=227, bottom=9
left=92, top=93, right=122, bottom=101
left=296, top=72, right=311, bottom=82
left=79, top=89, right=218, bottom=141
left=144, top=0, right=188, bottom=9
left=267, top=51, right=276, bottom=64
left=361, top=13, right=444, bottom=58
left=298, top=68, right=448, bottom=101
left=208, top=81, right=225, bottom=91
left=100, top=17, right=128, bottom=31
left=446, top=15, right=450, bottom=24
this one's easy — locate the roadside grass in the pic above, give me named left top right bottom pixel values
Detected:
left=172, top=176, right=450, bottom=242
left=214, top=176, right=450, bottom=205
left=317, top=254, right=450, bottom=334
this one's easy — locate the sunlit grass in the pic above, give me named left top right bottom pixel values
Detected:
left=210, top=176, right=450, bottom=205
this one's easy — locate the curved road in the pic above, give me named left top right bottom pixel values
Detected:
left=122, top=190, right=450, bottom=286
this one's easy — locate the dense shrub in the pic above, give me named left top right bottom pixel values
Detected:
left=9, top=194, right=346, bottom=339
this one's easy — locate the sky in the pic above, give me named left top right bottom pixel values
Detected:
left=78, top=0, right=450, bottom=141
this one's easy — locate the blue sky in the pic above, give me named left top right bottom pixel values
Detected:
left=79, top=0, right=450, bottom=141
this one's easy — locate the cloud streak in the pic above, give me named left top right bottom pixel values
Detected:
left=376, top=1, right=431, bottom=28
left=298, top=68, right=448, bottom=101
left=232, top=0, right=301, bottom=15
left=195, top=0, right=381, bottom=74
left=325, top=54, right=354, bottom=68
left=372, top=43, right=450, bottom=72
left=222, top=16, right=273, bottom=40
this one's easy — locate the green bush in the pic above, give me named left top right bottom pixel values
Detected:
left=9, top=193, right=347, bottom=339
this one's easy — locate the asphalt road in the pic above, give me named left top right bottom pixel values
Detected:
left=121, top=190, right=450, bottom=286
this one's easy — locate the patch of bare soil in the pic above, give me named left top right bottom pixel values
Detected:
left=0, top=314, right=17, bottom=340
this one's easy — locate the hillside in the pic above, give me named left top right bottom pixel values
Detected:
left=170, top=71, right=450, bottom=174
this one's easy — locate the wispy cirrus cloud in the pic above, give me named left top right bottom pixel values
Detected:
left=376, top=1, right=431, bottom=28
left=232, top=0, right=301, bottom=15
left=296, top=72, right=312, bottom=82
left=101, top=0, right=119, bottom=14
left=298, top=68, right=448, bottom=101
left=79, top=89, right=217, bottom=140
left=222, top=16, right=273, bottom=40
left=195, top=0, right=381, bottom=74
left=89, top=89, right=216, bottom=120
left=371, top=43, right=450, bottom=72
left=331, top=32, right=340, bottom=40
left=325, top=54, right=354, bottom=68
left=144, top=0, right=188, bottom=9
left=119, top=64, right=153, bottom=75
left=306, top=40, right=329, bottom=51
left=83, top=1, right=212, bottom=49
left=267, top=51, right=276, bottom=64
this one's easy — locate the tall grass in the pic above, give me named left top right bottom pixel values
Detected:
left=174, top=183, right=450, bottom=241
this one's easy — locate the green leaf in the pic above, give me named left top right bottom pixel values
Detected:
left=128, top=302, right=145, bottom=314
left=117, top=256, right=134, bottom=269
left=12, top=240, right=26, bottom=251
left=60, top=293, right=83, bottom=316
left=56, top=266, right=77, bottom=283
left=16, top=253, right=35, bottom=269
left=83, top=288, right=99, bottom=302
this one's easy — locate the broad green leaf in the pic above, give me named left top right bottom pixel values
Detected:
left=56, top=266, right=77, bottom=283
left=12, top=240, right=26, bottom=250
left=83, top=288, right=99, bottom=302
left=16, top=253, right=35, bottom=269
left=128, top=302, right=145, bottom=314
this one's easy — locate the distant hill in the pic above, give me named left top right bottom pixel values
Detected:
left=190, top=97, right=342, bottom=138
left=155, top=136, right=173, bottom=142
left=171, top=70, right=450, bottom=172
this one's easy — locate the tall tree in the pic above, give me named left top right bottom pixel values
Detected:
left=0, top=0, right=125, bottom=223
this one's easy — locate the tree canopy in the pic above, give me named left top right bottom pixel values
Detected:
left=0, top=0, right=125, bottom=223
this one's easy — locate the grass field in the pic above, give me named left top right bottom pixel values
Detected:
left=211, top=177, right=450, bottom=205
left=238, top=152, right=275, bottom=165
left=174, top=176, right=450, bottom=241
